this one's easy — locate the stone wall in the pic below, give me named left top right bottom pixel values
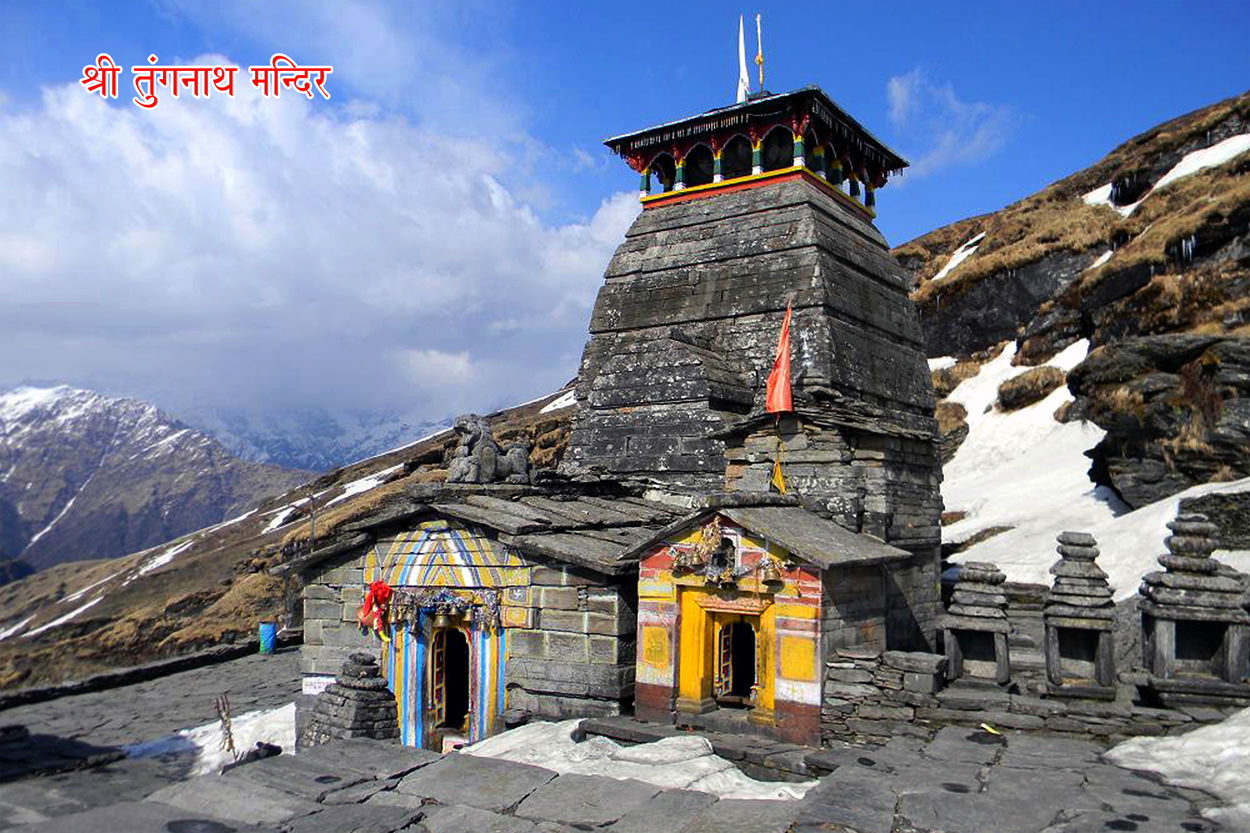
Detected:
left=503, top=564, right=637, bottom=719
left=820, top=647, right=1232, bottom=747
left=728, top=416, right=942, bottom=651
left=302, top=560, right=375, bottom=680
left=563, top=177, right=938, bottom=492
left=303, top=556, right=637, bottom=719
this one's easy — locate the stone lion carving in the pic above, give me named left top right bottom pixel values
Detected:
left=446, top=414, right=531, bottom=484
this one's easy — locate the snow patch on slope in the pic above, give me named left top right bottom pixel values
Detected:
left=942, top=340, right=1128, bottom=581
left=942, top=340, right=1250, bottom=597
left=1154, top=133, right=1250, bottom=191
left=25, top=595, right=103, bottom=637
left=1082, top=133, right=1250, bottom=218
left=136, top=538, right=197, bottom=577
left=467, top=719, right=814, bottom=800
left=539, top=389, right=577, bottom=414
left=0, top=616, right=33, bottom=642
left=1086, top=250, right=1113, bottom=271
left=931, top=233, right=985, bottom=283
left=324, top=464, right=404, bottom=507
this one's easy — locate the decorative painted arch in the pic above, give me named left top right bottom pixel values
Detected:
left=760, top=124, right=794, bottom=172
left=683, top=143, right=715, bottom=187
left=364, top=519, right=528, bottom=589
left=647, top=151, right=678, bottom=193
left=720, top=133, right=753, bottom=180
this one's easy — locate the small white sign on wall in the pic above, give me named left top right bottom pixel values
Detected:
left=301, top=674, right=336, bottom=696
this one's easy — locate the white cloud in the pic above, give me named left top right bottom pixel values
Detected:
left=885, top=69, right=1017, bottom=178
left=0, top=53, right=639, bottom=425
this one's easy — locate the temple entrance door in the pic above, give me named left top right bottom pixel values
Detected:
left=713, top=616, right=758, bottom=707
left=428, top=628, right=471, bottom=748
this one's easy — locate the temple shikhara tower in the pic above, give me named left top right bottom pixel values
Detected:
left=563, top=85, right=944, bottom=656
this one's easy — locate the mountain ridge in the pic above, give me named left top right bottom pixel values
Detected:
left=0, top=385, right=310, bottom=575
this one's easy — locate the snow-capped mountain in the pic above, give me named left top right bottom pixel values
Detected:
left=183, top=405, right=450, bottom=472
left=0, top=386, right=309, bottom=575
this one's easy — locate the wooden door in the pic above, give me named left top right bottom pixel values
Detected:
left=714, top=618, right=733, bottom=698
left=429, top=629, right=447, bottom=728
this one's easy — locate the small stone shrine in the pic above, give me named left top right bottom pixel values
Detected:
left=1139, top=514, right=1250, bottom=706
left=1043, top=532, right=1116, bottom=697
left=302, top=652, right=399, bottom=746
left=940, top=561, right=1011, bottom=684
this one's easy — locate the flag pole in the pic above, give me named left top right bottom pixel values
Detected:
left=755, top=13, right=764, bottom=91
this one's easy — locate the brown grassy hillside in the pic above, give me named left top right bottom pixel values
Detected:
left=0, top=390, right=575, bottom=690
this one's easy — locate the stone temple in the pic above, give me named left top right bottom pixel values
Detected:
left=298, top=83, right=950, bottom=750
left=563, top=85, right=943, bottom=651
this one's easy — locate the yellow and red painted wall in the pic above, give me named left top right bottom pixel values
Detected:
left=636, top=515, right=824, bottom=745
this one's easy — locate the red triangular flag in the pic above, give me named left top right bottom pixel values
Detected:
left=765, top=304, right=793, bottom=413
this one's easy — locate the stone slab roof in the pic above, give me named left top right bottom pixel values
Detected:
left=281, top=486, right=682, bottom=578
left=620, top=500, right=908, bottom=570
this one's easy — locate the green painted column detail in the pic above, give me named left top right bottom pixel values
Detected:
left=640, top=169, right=650, bottom=195
left=793, top=136, right=803, bottom=167
left=675, top=159, right=685, bottom=189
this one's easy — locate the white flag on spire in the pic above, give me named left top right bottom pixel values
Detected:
left=736, top=15, right=750, bottom=103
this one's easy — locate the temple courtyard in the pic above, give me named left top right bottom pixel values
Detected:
left=0, top=651, right=1236, bottom=832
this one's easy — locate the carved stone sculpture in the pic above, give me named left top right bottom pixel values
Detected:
left=446, top=414, right=531, bottom=484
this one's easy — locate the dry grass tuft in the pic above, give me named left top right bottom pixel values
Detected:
left=997, top=367, right=1067, bottom=411
left=931, top=362, right=981, bottom=398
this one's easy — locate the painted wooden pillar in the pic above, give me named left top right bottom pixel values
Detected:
left=848, top=174, right=861, bottom=199
left=674, top=155, right=686, bottom=190
left=865, top=184, right=876, bottom=209
left=748, top=602, right=777, bottom=727
left=751, top=140, right=762, bottom=175
left=829, top=156, right=843, bottom=187
left=712, top=150, right=723, bottom=183
left=639, top=167, right=651, bottom=198
left=675, top=589, right=715, bottom=714
left=792, top=133, right=804, bottom=169
left=811, top=146, right=826, bottom=178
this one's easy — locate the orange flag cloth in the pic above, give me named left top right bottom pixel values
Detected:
left=765, top=304, right=793, bottom=413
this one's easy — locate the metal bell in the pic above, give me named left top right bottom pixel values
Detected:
left=759, top=559, right=782, bottom=586
left=432, top=611, right=452, bottom=630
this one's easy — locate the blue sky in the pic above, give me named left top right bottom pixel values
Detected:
left=0, top=0, right=1246, bottom=429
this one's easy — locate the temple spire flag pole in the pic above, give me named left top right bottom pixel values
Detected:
left=736, top=16, right=750, bottom=103
left=765, top=302, right=793, bottom=414
left=766, top=301, right=792, bottom=492
left=755, top=13, right=764, bottom=90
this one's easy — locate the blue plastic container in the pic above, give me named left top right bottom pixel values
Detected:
left=258, top=621, right=277, bottom=654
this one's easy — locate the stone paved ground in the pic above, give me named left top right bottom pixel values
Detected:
left=0, top=649, right=303, bottom=748
left=0, top=649, right=304, bottom=827
left=0, top=652, right=1234, bottom=831
left=6, top=726, right=1232, bottom=832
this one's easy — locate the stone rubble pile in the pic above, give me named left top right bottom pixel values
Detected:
left=302, top=652, right=399, bottom=747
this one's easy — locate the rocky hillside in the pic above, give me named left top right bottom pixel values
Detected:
left=0, top=388, right=574, bottom=689
left=0, top=386, right=309, bottom=576
left=897, top=91, right=1250, bottom=509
